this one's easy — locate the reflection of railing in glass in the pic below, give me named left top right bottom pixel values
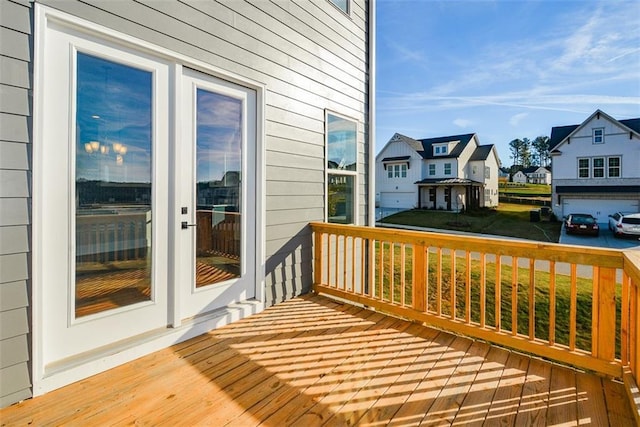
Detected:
left=195, top=209, right=241, bottom=288
left=75, top=210, right=151, bottom=317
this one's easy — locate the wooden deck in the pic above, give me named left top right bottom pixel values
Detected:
left=1, top=294, right=634, bottom=426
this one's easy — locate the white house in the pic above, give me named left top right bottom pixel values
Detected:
left=376, top=133, right=501, bottom=211
left=512, top=170, right=528, bottom=184
left=523, top=166, right=551, bottom=184
left=550, top=109, right=640, bottom=222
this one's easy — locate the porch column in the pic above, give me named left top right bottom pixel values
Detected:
left=447, top=186, right=452, bottom=211
left=417, top=185, right=422, bottom=208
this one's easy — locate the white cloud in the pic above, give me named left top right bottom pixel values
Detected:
left=509, top=113, right=528, bottom=127
left=453, top=118, right=473, bottom=128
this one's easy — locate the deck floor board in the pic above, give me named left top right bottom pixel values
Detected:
left=0, top=294, right=634, bottom=426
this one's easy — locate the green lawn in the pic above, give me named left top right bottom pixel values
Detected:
left=499, top=183, right=551, bottom=196
left=380, top=203, right=561, bottom=242
left=377, top=244, right=621, bottom=356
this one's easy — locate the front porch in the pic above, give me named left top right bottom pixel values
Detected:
left=1, top=294, right=634, bottom=426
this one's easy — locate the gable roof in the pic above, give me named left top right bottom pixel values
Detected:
left=416, top=133, right=476, bottom=159
left=549, top=109, right=640, bottom=151
left=468, top=144, right=495, bottom=161
left=522, top=166, right=550, bottom=174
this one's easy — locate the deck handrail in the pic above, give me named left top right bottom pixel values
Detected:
left=311, top=222, right=639, bottom=418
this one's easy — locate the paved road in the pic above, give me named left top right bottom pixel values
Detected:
left=559, top=223, right=640, bottom=250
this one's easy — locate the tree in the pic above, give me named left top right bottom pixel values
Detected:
left=520, top=138, right=532, bottom=167
left=509, top=138, right=523, bottom=165
left=532, top=135, right=550, bottom=167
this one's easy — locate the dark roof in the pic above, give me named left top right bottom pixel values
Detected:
left=620, top=118, right=640, bottom=133
left=556, top=185, right=640, bottom=194
left=468, top=144, right=495, bottom=161
left=415, top=178, right=483, bottom=186
left=549, top=114, right=640, bottom=150
left=381, top=156, right=411, bottom=162
left=549, top=125, right=579, bottom=150
left=416, top=133, right=476, bottom=159
left=522, top=166, right=550, bottom=174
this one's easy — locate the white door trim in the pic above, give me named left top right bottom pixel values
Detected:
left=32, top=4, right=266, bottom=396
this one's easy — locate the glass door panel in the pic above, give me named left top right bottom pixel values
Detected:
left=75, top=53, right=153, bottom=317
left=194, top=89, right=242, bottom=288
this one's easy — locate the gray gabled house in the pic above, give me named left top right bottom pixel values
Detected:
left=0, top=0, right=374, bottom=407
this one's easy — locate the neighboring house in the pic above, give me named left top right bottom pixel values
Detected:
left=522, top=166, right=551, bottom=185
left=512, top=170, right=528, bottom=184
left=375, top=133, right=500, bottom=211
left=550, top=109, right=640, bottom=222
left=0, top=0, right=374, bottom=407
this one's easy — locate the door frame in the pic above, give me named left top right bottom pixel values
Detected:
left=32, top=4, right=266, bottom=396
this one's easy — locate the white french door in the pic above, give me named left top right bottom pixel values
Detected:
left=38, top=18, right=258, bottom=374
left=176, top=69, right=257, bottom=319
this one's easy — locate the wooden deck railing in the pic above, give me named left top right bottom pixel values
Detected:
left=311, top=222, right=640, bottom=417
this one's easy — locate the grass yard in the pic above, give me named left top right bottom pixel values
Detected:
left=380, top=203, right=562, bottom=242
left=376, top=244, right=622, bottom=357
left=499, top=183, right=551, bottom=196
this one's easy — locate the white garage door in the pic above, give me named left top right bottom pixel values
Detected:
left=562, top=199, right=639, bottom=223
left=379, top=192, right=415, bottom=209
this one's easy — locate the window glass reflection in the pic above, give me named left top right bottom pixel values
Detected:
left=194, top=89, right=242, bottom=288
left=327, top=114, right=357, bottom=171
left=75, top=52, right=153, bottom=317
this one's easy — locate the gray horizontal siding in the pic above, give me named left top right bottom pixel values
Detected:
left=0, top=0, right=369, bottom=407
left=1, top=0, right=33, bottom=408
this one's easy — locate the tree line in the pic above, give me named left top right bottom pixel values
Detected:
left=509, top=136, right=550, bottom=168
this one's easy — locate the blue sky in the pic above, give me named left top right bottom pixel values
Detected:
left=376, top=0, right=640, bottom=165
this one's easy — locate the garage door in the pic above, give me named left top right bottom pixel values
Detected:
left=562, top=199, right=639, bottom=223
left=379, top=192, right=415, bottom=209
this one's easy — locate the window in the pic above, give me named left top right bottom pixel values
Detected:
left=484, top=166, right=490, bottom=179
left=327, top=112, right=357, bottom=224
left=578, top=158, right=589, bottom=178
left=434, top=144, right=447, bottom=155
left=429, top=164, right=436, bottom=176
left=444, top=163, right=452, bottom=175
left=429, top=188, right=436, bottom=202
left=444, top=188, right=450, bottom=203
left=329, top=0, right=349, bottom=14
left=608, top=156, right=621, bottom=177
left=593, top=128, right=604, bottom=144
left=593, top=157, right=604, bottom=178
left=387, top=164, right=407, bottom=179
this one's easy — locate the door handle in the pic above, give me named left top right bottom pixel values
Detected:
left=181, top=221, right=197, bottom=230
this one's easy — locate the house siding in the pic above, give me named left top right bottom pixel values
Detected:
left=0, top=0, right=33, bottom=407
left=551, top=112, right=640, bottom=220
left=1, top=0, right=371, bottom=408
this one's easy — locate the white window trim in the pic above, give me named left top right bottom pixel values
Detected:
left=577, top=158, right=590, bottom=179
left=592, top=157, right=605, bottom=178
left=607, top=156, right=621, bottom=178
left=325, top=110, right=359, bottom=224
left=593, top=128, right=604, bottom=144
left=33, top=4, right=266, bottom=396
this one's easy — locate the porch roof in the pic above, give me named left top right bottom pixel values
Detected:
left=1, top=294, right=634, bottom=426
left=415, top=177, right=483, bottom=186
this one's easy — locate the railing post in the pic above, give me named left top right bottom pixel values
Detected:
left=594, top=267, right=617, bottom=362
left=313, top=229, right=323, bottom=293
left=413, top=244, right=427, bottom=312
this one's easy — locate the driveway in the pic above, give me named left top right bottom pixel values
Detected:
left=559, top=223, right=640, bottom=250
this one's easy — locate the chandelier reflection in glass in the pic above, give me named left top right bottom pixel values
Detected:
left=84, top=140, right=128, bottom=165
